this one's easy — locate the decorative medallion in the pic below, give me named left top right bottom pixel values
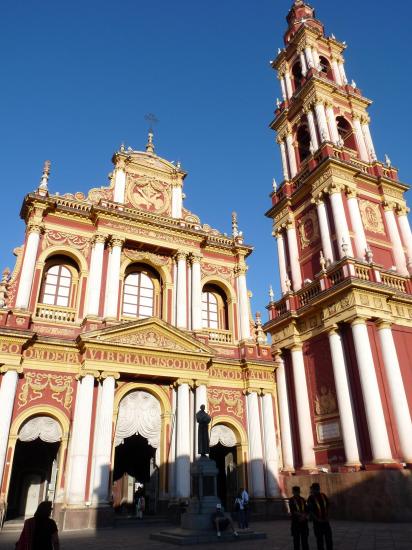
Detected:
left=127, top=174, right=170, bottom=214
left=359, top=200, right=385, bottom=234
left=298, top=209, right=320, bottom=249
left=18, top=372, right=74, bottom=410
left=208, top=388, right=244, bottom=419
left=314, top=386, right=337, bottom=416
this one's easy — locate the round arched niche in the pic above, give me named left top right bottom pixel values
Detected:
left=210, top=424, right=237, bottom=448
left=18, top=416, right=62, bottom=444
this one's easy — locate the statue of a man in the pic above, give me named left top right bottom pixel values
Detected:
left=196, top=404, right=211, bottom=456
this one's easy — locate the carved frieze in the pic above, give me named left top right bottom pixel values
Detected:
left=201, top=263, right=233, bottom=281
left=123, top=249, right=171, bottom=267
left=101, top=329, right=187, bottom=351
left=42, top=230, right=91, bottom=254
left=208, top=388, right=244, bottom=419
left=126, top=174, right=171, bottom=215
left=18, top=372, right=74, bottom=411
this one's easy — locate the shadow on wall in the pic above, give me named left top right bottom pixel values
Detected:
left=282, top=469, right=412, bottom=522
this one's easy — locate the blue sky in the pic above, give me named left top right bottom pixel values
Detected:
left=1, top=0, right=411, bottom=321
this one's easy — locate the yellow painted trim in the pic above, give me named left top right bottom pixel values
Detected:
left=113, top=382, right=171, bottom=416
left=36, top=244, right=88, bottom=272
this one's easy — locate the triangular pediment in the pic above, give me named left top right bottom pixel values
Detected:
left=79, top=318, right=214, bottom=356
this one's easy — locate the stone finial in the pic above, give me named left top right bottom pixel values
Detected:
left=365, top=246, right=373, bottom=264
left=145, top=130, right=155, bottom=153
left=285, top=276, right=292, bottom=292
left=120, top=143, right=125, bottom=152
left=272, top=178, right=277, bottom=192
left=269, top=285, right=274, bottom=302
left=309, top=140, right=315, bottom=155
left=276, top=98, right=281, bottom=108
left=232, top=211, right=239, bottom=238
left=351, top=79, right=357, bottom=89
left=385, top=154, right=391, bottom=168
left=341, top=237, right=349, bottom=256
left=255, top=311, right=267, bottom=345
left=38, top=160, right=51, bottom=196
left=337, top=136, right=344, bottom=148
left=319, top=250, right=326, bottom=272
left=2, top=267, right=10, bottom=283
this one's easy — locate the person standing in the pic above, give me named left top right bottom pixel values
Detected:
left=289, top=486, right=309, bottom=550
left=240, top=487, right=249, bottom=528
left=234, top=491, right=246, bottom=530
left=135, top=489, right=145, bottom=520
left=307, top=482, right=333, bottom=550
left=15, top=501, right=60, bottom=550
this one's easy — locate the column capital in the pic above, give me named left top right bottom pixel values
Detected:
left=108, top=236, right=125, bottom=249
left=234, top=264, right=248, bottom=276
left=345, top=186, right=357, bottom=199
left=100, top=371, right=120, bottom=380
left=0, top=365, right=23, bottom=374
left=194, top=379, right=209, bottom=388
left=311, top=194, right=324, bottom=206
left=382, top=200, right=396, bottom=212
left=396, top=204, right=410, bottom=216
left=175, top=250, right=187, bottom=262
left=272, top=226, right=284, bottom=239
left=327, top=182, right=343, bottom=195
left=288, top=343, right=303, bottom=352
left=375, top=320, right=392, bottom=331
left=174, top=378, right=193, bottom=388
left=189, top=253, right=202, bottom=264
left=350, top=316, right=368, bottom=327
left=326, top=324, right=340, bottom=336
left=92, top=233, right=107, bottom=245
left=76, top=370, right=100, bottom=380
left=27, top=221, right=44, bottom=235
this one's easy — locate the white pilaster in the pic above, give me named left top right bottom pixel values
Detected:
left=353, top=118, right=369, bottom=162
left=195, top=384, right=208, bottom=457
left=304, top=46, right=315, bottom=69
left=290, top=346, right=316, bottom=469
left=191, top=255, right=202, bottom=331
left=236, top=265, right=251, bottom=340
left=66, top=374, right=95, bottom=504
left=397, top=209, right=412, bottom=267
left=85, top=235, right=105, bottom=317
left=275, top=230, right=288, bottom=295
left=175, top=252, right=187, bottom=329
left=175, top=382, right=190, bottom=498
left=0, top=369, right=19, bottom=487
left=286, top=222, right=302, bottom=291
left=285, top=133, right=297, bottom=178
left=91, top=375, right=116, bottom=504
left=103, top=237, right=123, bottom=319
left=329, top=188, right=354, bottom=258
left=384, top=206, right=408, bottom=275
left=279, top=76, right=287, bottom=101
left=314, top=102, right=330, bottom=142
left=15, top=225, right=42, bottom=309
left=328, top=329, right=360, bottom=465
left=284, top=72, right=293, bottom=99
left=331, top=60, right=342, bottom=85
left=306, top=109, right=319, bottom=152
left=279, top=139, right=290, bottom=181
left=338, top=62, right=348, bottom=84
left=168, top=388, right=177, bottom=497
left=315, top=199, right=334, bottom=264
left=261, top=393, right=280, bottom=497
left=299, top=51, right=308, bottom=76
left=275, top=355, right=294, bottom=471
left=351, top=319, right=392, bottom=462
left=377, top=323, right=412, bottom=462
left=361, top=122, right=376, bottom=161
left=246, top=392, right=265, bottom=497
left=171, top=184, right=183, bottom=219
left=346, top=192, right=368, bottom=261
left=326, top=105, right=339, bottom=144
left=312, top=48, right=320, bottom=69
left=113, top=165, right=126, bottom=204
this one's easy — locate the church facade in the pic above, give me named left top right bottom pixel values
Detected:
left=0, top=135, right=278, bottom=529
left=264, top=0, right=412, bottom=519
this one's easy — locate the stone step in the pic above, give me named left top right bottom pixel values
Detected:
left=150, top=528, right=267, bottom=546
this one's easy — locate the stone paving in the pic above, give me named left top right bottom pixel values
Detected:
left=1, top=519, right=412, bottom=550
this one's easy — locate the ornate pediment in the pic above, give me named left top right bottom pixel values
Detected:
left=80, top=318, right=214, bottom=356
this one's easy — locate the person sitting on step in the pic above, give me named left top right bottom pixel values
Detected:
left=211, top=503, right=239, bottom=538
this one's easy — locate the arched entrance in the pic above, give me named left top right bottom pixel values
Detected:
left=112, top=391, right=161, bottom=515
left=6, top=416, right=62, bottom=520
left=209, top=424, right=238, bottom=510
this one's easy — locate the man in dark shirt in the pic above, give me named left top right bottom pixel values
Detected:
left=307, top=482, right=333, bottom=550
left=289, top=486, right=309, bottom=550
left=211, top=503, right=239, bottom=537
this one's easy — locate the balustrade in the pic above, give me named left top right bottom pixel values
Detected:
left=35, top=304, right=76, bottom=323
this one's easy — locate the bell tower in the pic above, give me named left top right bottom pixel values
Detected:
left=264, top=0, right=412, bottom=477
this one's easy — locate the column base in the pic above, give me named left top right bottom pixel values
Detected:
left=364, top=461, right=403, bottom=471
left=338, top=463, right=362, bottom=473
left=57, top=504, right=115, bottom=531
left=280, top=468, right=295, bottom=476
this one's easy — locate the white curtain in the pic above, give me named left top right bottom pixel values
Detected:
left=210, top=424, right=237, bottom=448
left=18, top=416, right=62, bottom=443
left=114, top=391, right=161, bottom=449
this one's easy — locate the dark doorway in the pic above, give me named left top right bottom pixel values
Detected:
left=209, top=443, right=237, bottom=510
left=7, top=439, right=60, bottom=520
left=112, top=434, right=158, bottom=514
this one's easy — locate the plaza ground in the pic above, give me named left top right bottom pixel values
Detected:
left=1, top=519, right=412, bottom=550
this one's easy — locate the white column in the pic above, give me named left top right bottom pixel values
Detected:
left=113, top=165, right=126, bottom=204
left=275, top=355, right=294, bottom=471
left=91, top=375, right=116, bottom=504
left=397, top=209, right=412, bottom=267
left=275, top=230, right=288, bottom=295
left=315, top=199, right=334, bottom=264
left=103, top=237, right=123, bottom=319
left=338, top=62, right=348, bottom=84
left=328, top=329, right=361, bottom=465
left=85, top=235, right=105, bottom=317
left=191, top=255, right=202, bottom=331
left=175, top=381, right=190, bottom=498
left=285, top=133, right=297, bottom=178
left=284, top=72, right=293, bottom=99
left=306, top=109, right=319, bottom=151
left=299, top=51, right=308, bottom=76
left=172, top=184, right=183, bottom=219
left=361, top=122, right=376, bottom=161
left=290, top=346, right=316, bottom=469
left=353, top=118, right=369, bottom=162
left=236, top=266, right=251, bottom=340
left=384, top=206, right=408, bottom=275
left=329, top=189, right=354, bottom=258
left=314, top=102, right=330, bottom=142
left=351, top=319, right=392, bottom=462
left=312, top=48, right=320, bottom=70
left=326, top=105, right=339, bottom=144
left=278, top=139, right=290, bottom=181
left=286, top=222, right=302, bottom=291
left=15, top=225, right=42, bottom=309
left=175, top=252, right=187, bottom=329
left=331, top=60, right=343, bottom=85
left=346, top=192, right=368, bottom=260
left=168, top=388, right=177, bottom=497
left=67, top=374, right=95, bottom=504
left=279, top=76, right=287, bottom=101
left=304, top=46, right=315, bottom=69
left=246, top=392, right=265, bottom=497
left=377, top=323, right=412, bottom=462
left=261, top=393, right=280, bottom=497
left=195, top=383, right=208, bottom=456
left=0, top=369, right=19, bottom=486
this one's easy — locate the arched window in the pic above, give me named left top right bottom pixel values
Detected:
left=319, top=56, right=333, bottom=81
left=336, top=116, right=357, bottom=151
left=292, top=61, right=303, bottom=91
left=296, top=124, right=311, bottom=162
left=40, top=265, right=72, bottom=307
left=201, top=284, right=228, bottom=330
left=122, top=271, right=154, bottom=318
